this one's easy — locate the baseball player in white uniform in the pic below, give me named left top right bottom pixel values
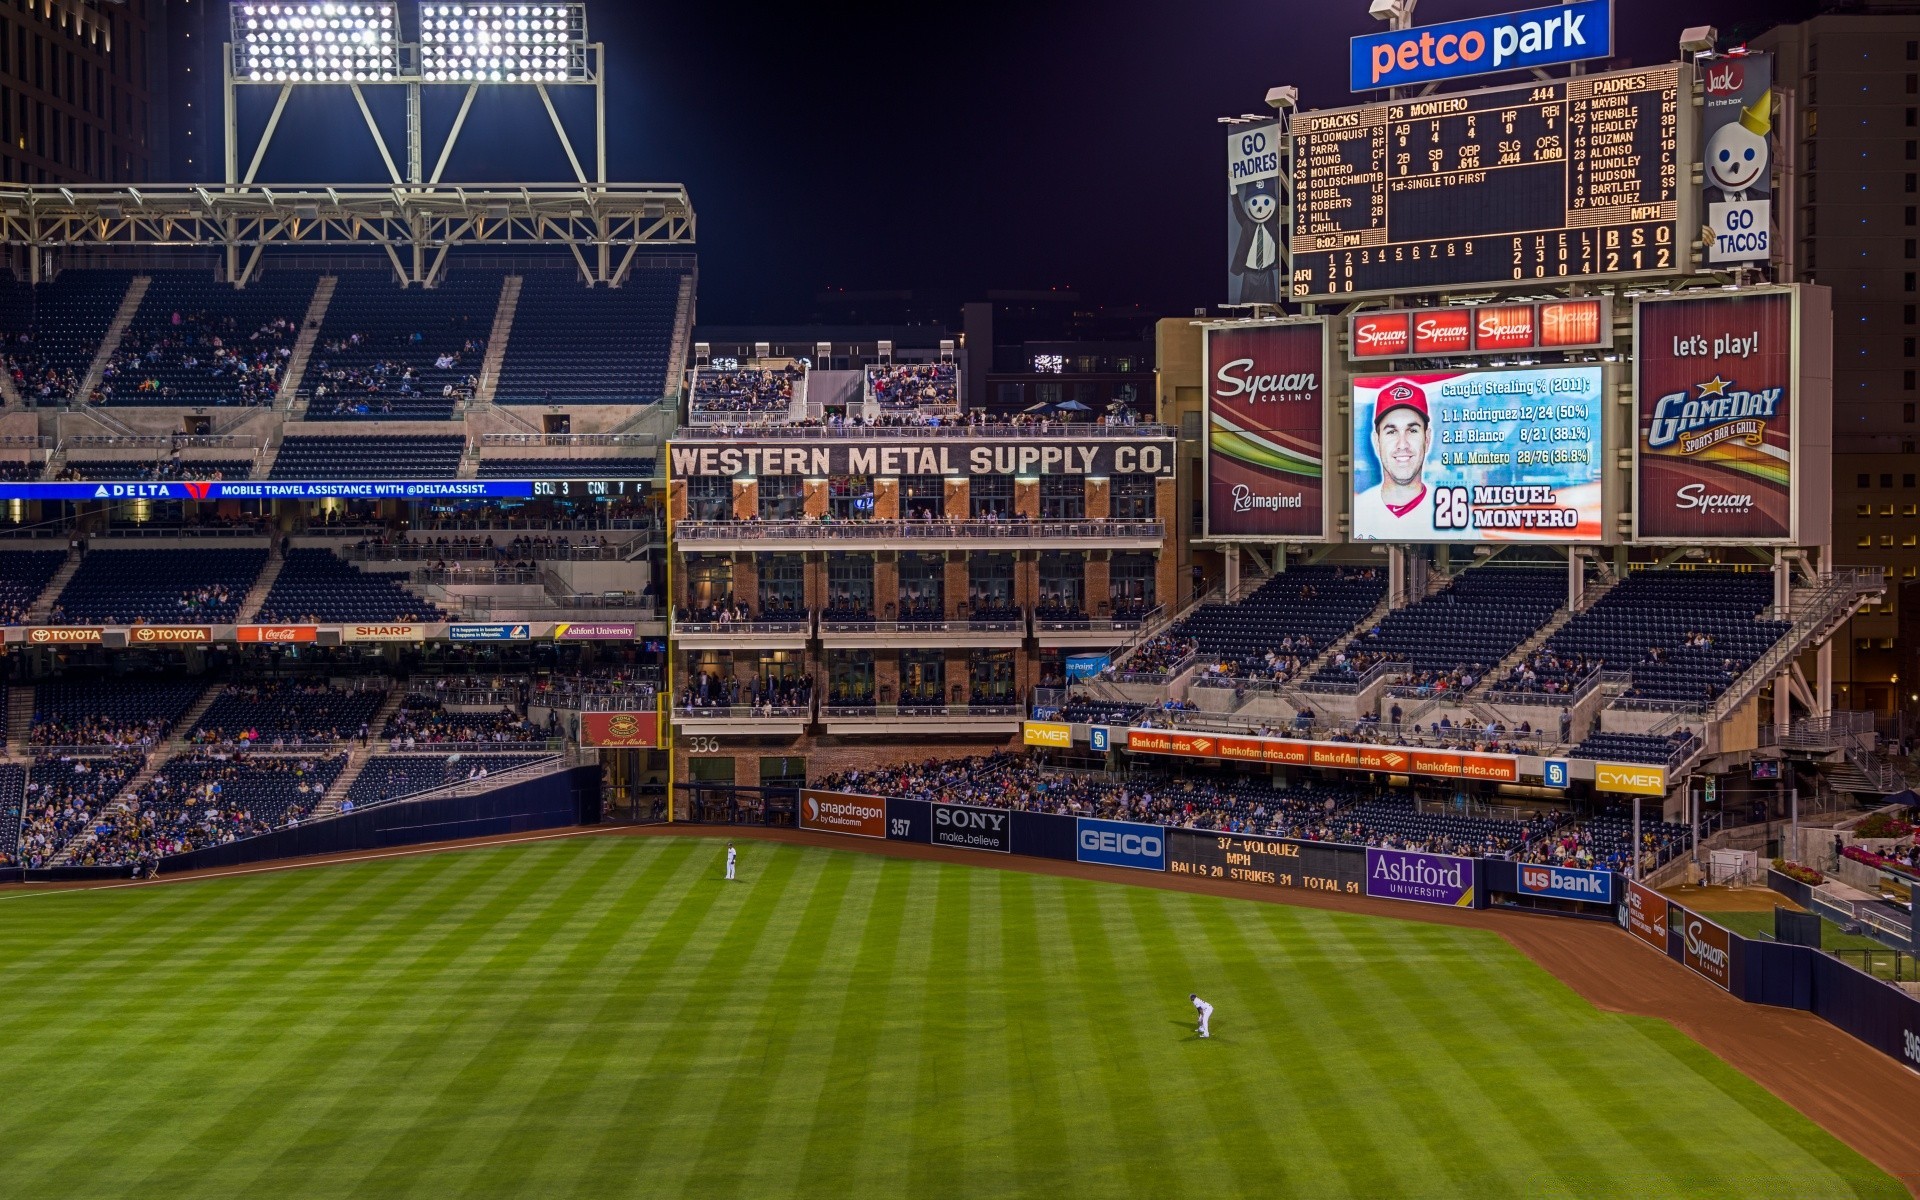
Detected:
left=725, top=842, right=737, bottom=881
left=1191, top=993, right=1213, bottom=1039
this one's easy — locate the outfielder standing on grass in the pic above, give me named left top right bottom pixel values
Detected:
left=1191, top=994, right=1213, bottom=1039
left=725, top=842, right=737, bottom=881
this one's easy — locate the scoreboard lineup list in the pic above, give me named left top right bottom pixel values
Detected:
left=1291, top=65, right=1683, bottom=298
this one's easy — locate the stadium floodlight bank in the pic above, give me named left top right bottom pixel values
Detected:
left=420, top=3, right=589, bottom=83
left=233, top=3, right=401, bottom=83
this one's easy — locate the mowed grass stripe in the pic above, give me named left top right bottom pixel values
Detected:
left=0, top=838, right=1904, bottom=1200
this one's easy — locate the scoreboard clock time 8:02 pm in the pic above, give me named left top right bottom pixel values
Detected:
left=1290, top=64, right=1687, bottom=299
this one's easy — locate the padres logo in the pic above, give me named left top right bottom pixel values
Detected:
left=607, top=714, right=642, bottom=740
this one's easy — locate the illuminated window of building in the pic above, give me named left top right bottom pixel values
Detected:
left=1858, top=504, right=1874, bottom=517
left=1859, top=535, right=1874, bottom=547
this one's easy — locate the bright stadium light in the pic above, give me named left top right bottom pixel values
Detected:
left=418, top=3, right=588, bottom=84
left=231, top=2, right=400, bottom=83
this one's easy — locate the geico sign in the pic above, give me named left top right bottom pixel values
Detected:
left=1079, top=829, right=1163, bottom=857
left=934, top=808, right=1006, bottom=832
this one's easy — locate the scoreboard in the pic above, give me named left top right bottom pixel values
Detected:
left=1166, top=830, right=1364, bottom=894
left=1291, top=64, right=1688, bottom=300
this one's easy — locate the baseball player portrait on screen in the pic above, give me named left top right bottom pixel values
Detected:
left=1351, top=369, right=1605, bottom=543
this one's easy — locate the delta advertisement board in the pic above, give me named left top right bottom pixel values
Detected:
left=1202, top=320, right=1329, bottom=541
left=1365, top=847, right=1476, bottom=907
left=799, top=789, right=888, bottom=839
left=577, top=711, right=659, bottom=748
left=1351, top=367, right=1605, bottom=543
left=1125, top=727, right=1519, bottom=784
left=1349, top=299, right=1612, bottom=361
left=1634, top=289, right=1799, bottom=543
left=1350, top=0, right=1613, bottom=91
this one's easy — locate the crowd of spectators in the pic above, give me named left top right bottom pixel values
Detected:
left=1107, top=633, right=1197, bottom=678
left=4, top=334, right=80, bottom=403
left=681, top=670, right=812, bottom=713
left=52, top=456, right=240, bottom=483
left=691, top=364, right=804, bottom=415
left=532, top=669, right=659, bottom=709
left=1490, top=651, right=1605, bottom=699
left=15, top=753, right=144, bottom=870
left=308, top=331, right=484, bottom=415
left=869, top=363, right=958, bottom=410
left=95, top=312, right=294, bottom=407
left=189, top=681, right=387, bottom=747
left=62, top=752, right=343, bottom=871
left=383, top=696, right=543, bottom=745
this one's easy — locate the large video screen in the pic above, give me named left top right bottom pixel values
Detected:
left=1351, top=367, right=1604, bottom=543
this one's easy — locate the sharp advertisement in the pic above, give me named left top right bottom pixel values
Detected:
left=1700, top=53, right=1774, bottom=266
left=1351, top=367, right=1604, bottom=543
left=1226, top=122, right=1284, bottom=306
left=1203, top=320, right=1329, bottom=541
left=1634, top=289, right=1804, bottom=543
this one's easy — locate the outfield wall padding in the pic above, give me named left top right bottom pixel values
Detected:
left=156, top=767, right=598, bottom=875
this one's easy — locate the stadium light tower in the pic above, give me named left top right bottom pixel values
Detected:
left=225, top=1, right=606, bottom=187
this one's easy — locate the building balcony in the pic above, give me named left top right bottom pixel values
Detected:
left=673, top=518, right=1165, bottom=552
left=817, top=616, right=1027, bottom=647
left=817, top=702, right=1024, bottom=735
left=673, top=617, right=811, bottom=650
left=671, top=703, right=811, bottom=737
left=1031, top=614, right=1147, bottom=649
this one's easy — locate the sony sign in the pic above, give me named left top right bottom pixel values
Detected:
left=930, top=803, right=1012, bottom=854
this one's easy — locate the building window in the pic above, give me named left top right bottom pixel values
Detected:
left=825, top=553, right=874, bottom=619
left=971, top=473, right=1013, bottom=519
left=901, top=474, right=944, bottom=520
left=684, top=555, right=734, bottom=614
left=967, top=648, right=1017, bottom=707
left=899, top=650, right=945, bottom=709
left=997, top=382, right=1024, bottom=409
left=968, top=553, right=1016, bottom=618
left=1040, top=475, right=1085, bottom=519
left=758, top=475, right=804, bottom=521
left=1906, top=474, right=1918, bottom=487
left=1884, top=474, right=1896, bottom=488
left=760, top=554, right=805, bottom=618
left=898, top=552, right=944, bottom=620
left=1111, top=473, right=1157, bottom=520
left=1910, top=207, right=1919, bottom=226
left=1038, top=553, right=1087, bottom=620
left=826, top=650, right=875, bottom=707
left=1858, top=504, right=1873, bottom=518
left=1111, top=552, right=1157, bottom=619
left=1908, top=338, right=1917, bottom=358
left=1907, top=370, right=1917, bottom=390
left=1906, top=305, right=1916, bottom=324
left=686, top=476, right=733, bottom=521
left=1859, top=474, right=1872, bottom=488
left=1907, top=403, right=1917, bottom=423
left=827, top=474, right=873, bottom=520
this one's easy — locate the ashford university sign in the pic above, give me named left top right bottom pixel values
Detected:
left=1203, top=320, right=1328, bottom=541
left=799, top=789, right=887, bottom=839
left=1126, top=727, right=1518, bottom=784
left=1365, top=847, right=1475, bottom=907
left=1349, top=299, right=1611, bottom=360
left=667, top=439, right=1173, bottom=481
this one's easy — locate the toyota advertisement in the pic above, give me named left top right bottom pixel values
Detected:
left=1203, top=321, right=1329, bottom=541
left=1634, top=289, right=1796, bottom=543
left=1351, top=367, right=1605, bottom=543
left=1364, top=847, right=1475, bottom=907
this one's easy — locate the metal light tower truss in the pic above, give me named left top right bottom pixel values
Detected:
left=0, top=182, right=694, bottom=286
left=225, top=3, right=610, bottom=188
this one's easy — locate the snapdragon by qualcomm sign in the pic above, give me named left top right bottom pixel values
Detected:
left=1517, top=862, right=1612, bottom=905
left=1349, top=0, right=1612, bottom=91
left=1076, top=817, right=1166, bottom=872
left=1365, top=847, right=1475, bottom=907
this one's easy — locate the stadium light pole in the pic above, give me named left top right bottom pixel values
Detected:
left=226, top=2, right=604, bottom=189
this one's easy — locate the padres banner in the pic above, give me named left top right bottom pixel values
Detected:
left=578, top=711, right=659, bottom=748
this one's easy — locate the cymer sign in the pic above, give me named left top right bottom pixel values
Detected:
left=1293, top=63, right=1685, bottom=299
left=1351, top=1, right=1613, bottom=91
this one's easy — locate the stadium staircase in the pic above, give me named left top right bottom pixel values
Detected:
left=311, top=746, right=372, bottom=819
left=6, top=684, right=32, bottom=753
left=472, top=275, right=521, bottom=405
left=1467, top=573, right=1621, bottom=702
left=74, top=277, right=148, bottom=403
left=279, top=275, right=337, bottom=413
left=48, top=739, right=189, bottom=866
left=665, top=273, right=695, bottom=404
left=0, top=362, right=22, bottom=407
left=1705, top=568, right=1884, bottom=726
left=26, top=550, right=83, bottom=622
left=239, top=543, right=287, bottom=621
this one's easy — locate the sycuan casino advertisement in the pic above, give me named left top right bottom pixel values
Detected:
left=1203, top=321, right=1327, bottom=540
left=1351, top=366, right=1603, bottom=542
left=1635, top=290, right=1794, bottom=542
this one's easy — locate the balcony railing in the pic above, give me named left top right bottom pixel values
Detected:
left=61, top=434, right=259, bottom=452
left=677, top=704, right=811, bottom=720
left=346, top=543, right=625, bottom=563
left=821, top=703, right=1022, bottom=719
left=671, top=421, right=1174, bottom=441
left=675, top=618, right=810, bottom=636
left=478, top=433, right=658, bottom=448
left=1299, top=660, right=1401, bottom=695
left=676, top=518, right=1163, bottom=542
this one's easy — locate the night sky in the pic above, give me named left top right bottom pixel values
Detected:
left=239, top=0, right=1826, bottom=323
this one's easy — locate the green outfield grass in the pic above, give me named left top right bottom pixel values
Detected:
left=0, top=837, right=1900, bottom=1199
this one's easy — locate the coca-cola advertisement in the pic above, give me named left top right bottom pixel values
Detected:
left=1635, top=289, right=1796, bottom=543
left=1204, top=320, right=1328, bottom=539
